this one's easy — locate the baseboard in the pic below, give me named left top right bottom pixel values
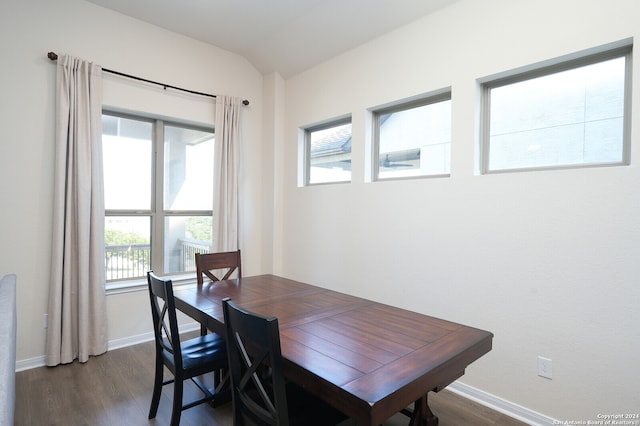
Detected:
left=447, top=381, right=558, bottom=426
left=15, top=356, right=46, bottom=372
left=15, top=322, right=201, bottom=372
left=107, top=331, right=154, bottom=351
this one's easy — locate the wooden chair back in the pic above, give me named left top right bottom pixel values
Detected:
left=195, top=250, right=242, bottom=285
left=147, top=271, right=183, bottom=369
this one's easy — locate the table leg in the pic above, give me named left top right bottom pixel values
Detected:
left=408, top=393, right=438, bottom=426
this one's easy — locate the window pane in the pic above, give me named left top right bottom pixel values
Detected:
left=308, top=122, right=352, bottom=184
left=105, top=216, right=150, bottom=281
left=487, top=56, right=627, bottom=171
left=164, top=216, right=212, bottom=274
left=378, top=99, right=451, bottom=179
left=104, top=114, right=215, bottom=282
left=103, top=115, right=152, bottom=210
left=164, top=125, right=214, bottom=210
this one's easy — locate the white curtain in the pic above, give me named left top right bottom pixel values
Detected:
left=46, top=54, right=108, bottom=366
left=213, top=95, right=242, bottom=252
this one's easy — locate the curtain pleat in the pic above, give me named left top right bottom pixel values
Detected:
left=45, top=54, right=108, bottom=366
left=213, top=95, right=242, bottom=252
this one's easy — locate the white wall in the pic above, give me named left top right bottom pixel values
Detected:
left=0, top=0, right=265, bottom=365
left=280, top=0, right=640, bottom=422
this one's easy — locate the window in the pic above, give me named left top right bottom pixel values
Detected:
left=102, top=112, right=214, bottom=283
left=481, top=44, right=631, bottom=173
left=373, top=91, right=451, bottom=180
left=304, top=117, right=352, bottom=185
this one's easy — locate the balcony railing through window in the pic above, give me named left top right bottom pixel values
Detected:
left=105, top=239, right=212, bottom=281
left=105, top=243, right=150, bottom=281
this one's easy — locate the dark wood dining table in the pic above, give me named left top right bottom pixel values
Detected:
left=172, top=274, right=493, bottom=426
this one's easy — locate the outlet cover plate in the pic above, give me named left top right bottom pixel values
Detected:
left=537, top=356, right=553, bottom=379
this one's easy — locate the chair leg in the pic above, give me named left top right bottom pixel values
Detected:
left=213, top=367, right=222, bottom=388
left=148, top=358, right=164, bottom=419
left=170, top=379, right=184, bottom=426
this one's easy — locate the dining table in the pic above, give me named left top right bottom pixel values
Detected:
left=172, top=274, right=493, bottom=426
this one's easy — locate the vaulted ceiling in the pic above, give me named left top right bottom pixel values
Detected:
left=84, top=0, right=460, bottom=78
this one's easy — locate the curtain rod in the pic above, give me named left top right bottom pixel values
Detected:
left=47, top=52, right=249, bottom=106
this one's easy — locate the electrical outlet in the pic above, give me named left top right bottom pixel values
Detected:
left=537, top=356, right=552, bottom=379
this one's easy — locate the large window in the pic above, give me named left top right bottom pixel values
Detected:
left=103, top=113, right=214, bottom=282
left=373, top=91, right=451, bottom=180
left=481, top=44, right=631, bottom=173
left=304, top=117, right=352, bottom=185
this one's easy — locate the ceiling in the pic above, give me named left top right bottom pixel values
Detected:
left=84, top=0, right=460, bottom=78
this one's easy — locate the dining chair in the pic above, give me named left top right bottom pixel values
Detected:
left=222, top=297, right=348, bottom=426
left=195, top=250, right=242, bottom=335
left=147, top=271, right=229, bottom=426
left=195, top=249, right=242, bottom=285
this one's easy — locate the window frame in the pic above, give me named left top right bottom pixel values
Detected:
left=372, top=89, right=452, bottom=181
left=303, top=116, right=353, bottom=186
left=103, top=110, right=214, bottom=289
left=480, top=42, right=633, bottom=174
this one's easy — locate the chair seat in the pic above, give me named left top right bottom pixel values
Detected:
left=163, top=333, right=227, bottom=371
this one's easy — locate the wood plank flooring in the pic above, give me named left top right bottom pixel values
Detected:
left=15, top=338, right=528, bottom=426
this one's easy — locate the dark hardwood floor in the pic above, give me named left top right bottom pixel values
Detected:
left=15, top=339, right=528, bottom=426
